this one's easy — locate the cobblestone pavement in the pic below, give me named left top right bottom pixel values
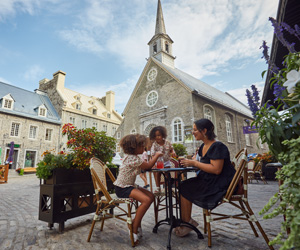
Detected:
left=0, top=171, right=282, bottom=250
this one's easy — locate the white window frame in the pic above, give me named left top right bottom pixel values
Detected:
left=29, top=125, right=38, bottom=139
left=11, top=122, right=20, bottom=137
left=117, top=132, right=121, bottom=139
left=146, top=90, right=158, bottom=107
left=244, top=121, right=251, bottom=146
left=82, top=120, right=87, bottom=129
left=92, top=122, right=98, bottom=130
left=76, top=103, right=81, bottom=110
left=112, top=127, right=116, bottom=136
left=45, top=128, right=52, bottom=141
left=3, top=99, right=13, bottom=109
left=172, top=117, right=183, bottom=143
left=203, top=104, right=217, bottom=135
left=102, top=124, right=107, bottom=132
left=225, top=114, right=233, bottom=143
left=70, top=117, right=75, bottom=125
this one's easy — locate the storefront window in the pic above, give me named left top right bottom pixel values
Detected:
left=25, top=151, right=36, bottom=168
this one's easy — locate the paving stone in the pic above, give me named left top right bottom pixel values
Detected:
left=0, top=173, right=283, bottom=250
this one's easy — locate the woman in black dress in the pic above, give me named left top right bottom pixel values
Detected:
left=176, top=118, right=236, bottom=237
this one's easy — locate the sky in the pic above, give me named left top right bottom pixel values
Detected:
left=0, top=0, right=279, bottom=114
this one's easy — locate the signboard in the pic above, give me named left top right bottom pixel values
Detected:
left=243, top=126, right=258, bottom=134
left=7, top=143, right=20, bottom=148
left=184, top=126, right=193, bottom=142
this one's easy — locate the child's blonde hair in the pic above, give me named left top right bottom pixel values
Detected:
left=120, top=134, right=146, bottom=154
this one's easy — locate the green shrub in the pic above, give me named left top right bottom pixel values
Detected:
left=172, top=143, right=187, bottom=157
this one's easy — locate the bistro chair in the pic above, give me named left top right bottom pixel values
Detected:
left=87, top=157, right=138, bottom=247
left=150, top=158, right=180, bottom=224
left=0, top=164, right=9, bottom=183
left=248, top=160, right=268, bottom=184
left=202, top=148, right=274, bottom=249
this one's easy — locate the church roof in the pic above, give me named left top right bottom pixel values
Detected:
left=155, top=0, right=166, bottom=35
left=0, top=81, right=61, bottom=124
left=152, top=58, right=252, bottom=117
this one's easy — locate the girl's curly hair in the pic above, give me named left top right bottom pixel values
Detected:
left=149, top=126, right=167, bottom=140
left=120, top=134, right=146, bottom=154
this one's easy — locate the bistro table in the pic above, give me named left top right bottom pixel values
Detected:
left=150, top=167, right=204, bottom=249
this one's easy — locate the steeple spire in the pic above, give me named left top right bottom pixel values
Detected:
left=155, top=0, right=166, bottom=35
left=148, top=0, right=175, bottom=68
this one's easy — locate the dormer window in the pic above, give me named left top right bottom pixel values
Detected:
left=39, top=108, right=46, bottom=116
left=76, top=95, right=81, bottom=101
left=76, top=103, right=81, bottom=110
left=153, top=43, right=157, bottom=54
left=107, top=113, right=111, bottom=118
left=93, top=109, right=97, bottom=115
left=38, top=104, right=47, bottom=117
left=2, top=94, right=14, bottom=110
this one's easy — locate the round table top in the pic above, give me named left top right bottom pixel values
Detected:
left=149, top=167, right=198, bottom=173
left=265, top=162, right=283, bottom=168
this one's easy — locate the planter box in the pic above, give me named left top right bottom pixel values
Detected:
left=262, top=163, right=277, bottom=180
left=38, top=168, right=96, bottom=232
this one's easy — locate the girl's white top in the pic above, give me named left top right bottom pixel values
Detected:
left=113, top=154, right=143, bottom=188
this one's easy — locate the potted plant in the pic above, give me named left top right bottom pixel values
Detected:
left=253, top=152, right=277, bottom=180
left=37, top=123, right=117, bottom=232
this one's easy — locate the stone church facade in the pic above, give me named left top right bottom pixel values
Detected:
left=116, top=0, right=267, bottom=156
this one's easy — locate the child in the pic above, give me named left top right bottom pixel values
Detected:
left=139, top=147, right=150, bottom=188
left=113, top=134, right=163, bottom=246
left=149, top=126, right=176, bottom=192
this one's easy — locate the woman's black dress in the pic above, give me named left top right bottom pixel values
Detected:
left=180, top=141, right=235, bottom=210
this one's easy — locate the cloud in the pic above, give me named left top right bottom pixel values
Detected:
left=0, top=0, right=60, bottom=21
left=23, top=65, right=45, bottom=81
left=70, top=74, right=139, bottom=114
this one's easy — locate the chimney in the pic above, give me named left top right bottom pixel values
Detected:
left=53, top=70, right=66, bottom=90
left=105, top=91, right=115, bottom=113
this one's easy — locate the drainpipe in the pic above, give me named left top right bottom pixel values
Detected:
left=235, top=111, right=240, bottom=151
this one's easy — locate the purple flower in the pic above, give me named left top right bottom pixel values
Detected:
left=273, top=82, right=285, bottom=101
left=251, top=85, right=260, bottom=104
left=295, top=24, right=300, bottom=36
left=246, top=88, right=260, bottom=118
left=260, top=40, right=270, bottom=63
left=269, top=17, right=297, bottom=53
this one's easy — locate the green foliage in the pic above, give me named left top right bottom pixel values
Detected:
left=259, top=137, right=300, bottom=249
left=172, top=143, right=187, bottom=157
left=36, top=123, right=116, bottom=180
left=36, top=151, right=75, bottom=180
left=62, top=123, right=116, bottom=169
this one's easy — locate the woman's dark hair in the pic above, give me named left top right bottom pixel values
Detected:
left=194, top=118, right=216, bottom=140
left=149, top=126, right=167, bottom=140
left=120, top=134, right=146, bottom=154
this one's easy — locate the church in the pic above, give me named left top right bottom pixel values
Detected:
left=116, top=0, right=266, bottom=155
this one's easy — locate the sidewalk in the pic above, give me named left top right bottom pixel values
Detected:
left=0, top=173, right=281, bottom=250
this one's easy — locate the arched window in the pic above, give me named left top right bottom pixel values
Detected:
left=203, top=105, right=216, bottom=134
left=244, top=121, right=251, bottom=146
left=130, top=129, right=137, bottom=134
left=153, top=43, right=157, bottom=54
left=225, top=114, right=233, bottom=142
left=172, top=118, right=183, bottom=143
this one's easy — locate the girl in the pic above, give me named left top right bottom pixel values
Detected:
left=175, top=118, right=236, bottom=237
left=149, top=126, right=176, bottom=192
left=113, top=134, right=163, bottom=246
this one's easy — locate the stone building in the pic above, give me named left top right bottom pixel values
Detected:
left=38, top=70, right=123, bottom=151
left=116, top=0, right=267, bottom=156
left=0, top=81, right=61, bottom=169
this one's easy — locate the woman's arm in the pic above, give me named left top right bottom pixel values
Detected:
left=140, top=151, right=163, bottom=170
left=180, top=158, right=224, bottom=175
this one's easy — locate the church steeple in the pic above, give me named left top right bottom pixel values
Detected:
left=148, top=0, right=175, bottom=68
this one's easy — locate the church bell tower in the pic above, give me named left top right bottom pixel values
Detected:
left=148, top=0, right=175, bottom=68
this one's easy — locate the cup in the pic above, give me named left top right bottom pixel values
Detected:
left=156, top=157, right=164, bottom=169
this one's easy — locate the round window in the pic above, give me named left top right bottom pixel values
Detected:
left=147, top=68, right=157, bottom=81
left=146, top=90, right=158, bottom=107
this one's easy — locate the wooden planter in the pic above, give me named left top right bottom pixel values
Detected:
left=0, top=164, right=9, bottom=183
left=38, top=168, right=97, bottom=232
